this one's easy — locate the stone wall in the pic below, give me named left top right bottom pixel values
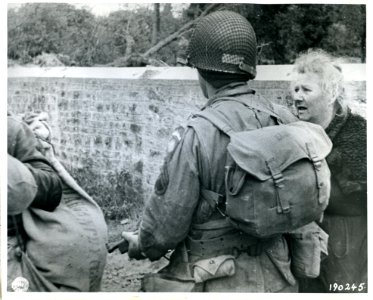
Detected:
left=7, top=66, right=366, bottom=219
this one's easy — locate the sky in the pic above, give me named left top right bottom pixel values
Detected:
left=73, top=3, right=131, bottom=16
left=7, top=2, right=190, bottom=17
left=79, top=3, right=138, bottom=16
left=7, top=1, right=369, bottom=17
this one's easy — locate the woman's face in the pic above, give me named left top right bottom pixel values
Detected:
left=291, top=72, right=335, bottom=128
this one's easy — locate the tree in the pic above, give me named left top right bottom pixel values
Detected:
left=8, top=3, right=97, bottom=65
left=8, top=3, right=366, bottom=66
left=322, top=5, right=366, bottom=62
left=102, top=8, right=153, bottom=66
left=151, top=3, right=160, bottom=46
left=272, top=4, right=365, bottom=63
left=142, top=3, right=219, bottom=60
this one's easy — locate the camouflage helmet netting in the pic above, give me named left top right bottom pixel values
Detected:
left=187, top=11, right=257, bottom=78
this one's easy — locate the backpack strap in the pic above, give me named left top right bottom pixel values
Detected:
left=211, top=96, right=283, bottom=125
left=266, top=158, right=290, bottom=214
left=194, top=98, right=282, bottom=216
left=193, top=110, right=234, bottom=138
left=306, top=142, right=324, bottom=205
left=12, top=215, right=26, bottom=252
left=194, top=95, right=283, bottom=135
left=192, top=110, right=233, bottom=216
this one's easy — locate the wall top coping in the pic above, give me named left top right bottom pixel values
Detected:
left=8, top=64, right=365, bottom=81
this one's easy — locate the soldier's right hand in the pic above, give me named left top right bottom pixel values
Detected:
left=122, top=231, right=146, bottom=260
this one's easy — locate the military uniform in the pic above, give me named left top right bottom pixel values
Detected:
left=8, top=114, right=107, bottom=292
left=7, top=115, right=62, bottom=236
left=138, top=83, right=299, bottom=292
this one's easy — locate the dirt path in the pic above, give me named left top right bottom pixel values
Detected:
left=101, top=220, right=168, bottom=292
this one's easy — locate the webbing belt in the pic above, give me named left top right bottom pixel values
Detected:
left=191, top=218, right=232, bottom=231
left=186, top=231, right=275, bottom=258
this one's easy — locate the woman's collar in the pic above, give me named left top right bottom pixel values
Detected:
left=326, top=100, right=350, bottom=140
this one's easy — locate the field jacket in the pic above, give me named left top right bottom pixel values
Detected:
left=7, top=115, right=62, bottom=235
left=138, top=82, right=300, bottom=292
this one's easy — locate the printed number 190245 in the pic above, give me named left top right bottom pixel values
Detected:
left=329, top=283, right=366, bottom=292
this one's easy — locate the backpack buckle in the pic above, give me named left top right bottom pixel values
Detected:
left=266, top=159, right=290, bottom=214
left=272, top=173, right=284, bottom=188
left=266, top=160, right=285, bottom=188
left=306, top=143, right=322, bottom=170
left=313, top=160, right=322, bottom=171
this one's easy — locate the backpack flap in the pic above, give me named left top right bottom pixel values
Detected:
left=225, top=121, right=333, bottom=237
left=227, top=121, right=332, bottom=181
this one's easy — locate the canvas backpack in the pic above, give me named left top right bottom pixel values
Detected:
left=195, top=104, right=332, bottom=238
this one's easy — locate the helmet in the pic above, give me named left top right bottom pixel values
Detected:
left=187, top=10, right=257, bottom=79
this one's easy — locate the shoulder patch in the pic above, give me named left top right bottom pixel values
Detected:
left=154, top=126, right=185, bottom=196
left=166, top=126, right=185, bottom=157
left=154, top=163, right=169, bottom=196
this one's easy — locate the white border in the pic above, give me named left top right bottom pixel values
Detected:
left=2, top=1, right=371, bottom=300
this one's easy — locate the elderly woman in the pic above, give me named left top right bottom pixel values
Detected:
left=290, top=49, right=367, bottom=293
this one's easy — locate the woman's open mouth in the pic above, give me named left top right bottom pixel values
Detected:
left=296, top=105, right=308, bottom=113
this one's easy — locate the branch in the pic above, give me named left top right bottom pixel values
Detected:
left=142, top=3, right=220, bottom=58
left=257, top=42, right=272, bottom=56
left=257, top=42, right=272, bottom=49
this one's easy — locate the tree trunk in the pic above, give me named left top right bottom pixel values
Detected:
left=143, top=3, right=219, bottom=58
left=361, top=5, right=366, bottom=63
left=152, top=3, right=160, bottom=46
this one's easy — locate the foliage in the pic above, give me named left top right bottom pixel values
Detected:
left=193, top=3, right=366, bottom=64
left=93, top=8, right=153, bottom=65
left=272, top=4, right=365, bottom=63
left=67, top=157, right=145, bottom=220
left=8, top=3, right=366, bottom=66
left=8, top=3, right=97, bottom=65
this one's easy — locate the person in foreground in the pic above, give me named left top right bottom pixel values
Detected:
left=121, top=11, right=317, bottom=292
left=7, top=113, right=63, bottom=291
left=7, top=112, right=108, bottom=292
left=290, top=49, right=367, bottom=293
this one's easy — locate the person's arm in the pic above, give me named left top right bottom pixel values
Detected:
left=9, top=118, right=62, bottom=212
left=326, top=117, right=367, bottom=216
left=326, top=175, right=366, bottom=216
left=125, top=128, right=201, bottom=261
left=8, top=154, right=37, bottom=215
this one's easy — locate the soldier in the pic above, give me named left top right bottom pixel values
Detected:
left=123, top=11, right=300, bottom=292
left=7, top=113, right=63, bottom=236
left=8, top=112, right=108, bottom=292
left=7, top=113, right=63, bottom=291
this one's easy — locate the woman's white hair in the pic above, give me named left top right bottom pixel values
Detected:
left=292, top=49, right=345, bottom=102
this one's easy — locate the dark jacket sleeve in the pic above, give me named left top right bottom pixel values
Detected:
left=139, top=128, right=200, bottom=261
left=8, top=117, right=62, bottom=212
left=325, top=114, right=367, bottom=216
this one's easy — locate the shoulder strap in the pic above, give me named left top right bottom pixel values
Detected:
left=194, top=97, right=282, bottom=137
left=192, top=96, right=281, bottom=214
left=191, top=109, right=232, bottom=215
left=193, top=110, right=234, bottom=137
left=213, top=96, right=283, bottom=123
